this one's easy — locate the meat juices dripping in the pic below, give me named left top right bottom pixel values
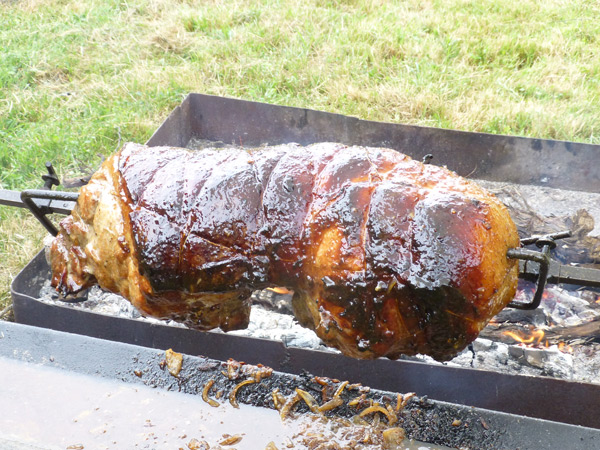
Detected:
left=49, top=142, right=519, bottom=361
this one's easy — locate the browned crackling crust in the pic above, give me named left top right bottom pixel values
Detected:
left=50, top=142, right=520, bottom=360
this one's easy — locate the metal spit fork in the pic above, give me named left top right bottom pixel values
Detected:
left=1, top=162, right=600, bottom=310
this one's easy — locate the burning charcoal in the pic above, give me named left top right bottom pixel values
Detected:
left=493, top=304, right=548, bottom=328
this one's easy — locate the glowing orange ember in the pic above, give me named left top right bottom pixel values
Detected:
left=557, top=342, right=574, bottom=354
left=266, top=287, right=294, bottom=295
left=502, top=329, right=545, bottom=345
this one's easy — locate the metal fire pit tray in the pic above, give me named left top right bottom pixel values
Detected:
left=2, top=320, right=599, bottom=450
left=11, top=94, right=600, bottom=431
left=146, top=94, right=600, bottom=193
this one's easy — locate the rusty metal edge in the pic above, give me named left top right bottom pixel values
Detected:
left=10, top=250, right=600, bottom=431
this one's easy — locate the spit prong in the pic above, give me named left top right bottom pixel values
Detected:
left=506, top=230, right=600, bottom=309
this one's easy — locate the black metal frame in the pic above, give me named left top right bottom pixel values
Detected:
left=507, top=231, right=600, bottom=309
left=7, top=94, right=600, bottom=436
left=19, top=189, right=79, bottom=236
left=0, top=161, right=77, bottom=235
left=4, top=320, right=600, bottom=447
left=507, top=231, right=570, bottom=309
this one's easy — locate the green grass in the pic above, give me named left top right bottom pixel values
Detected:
left=2, top=0, right=600, bottom=311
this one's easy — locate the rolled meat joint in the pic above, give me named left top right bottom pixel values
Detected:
left=50, top=142, right=520, bottom=361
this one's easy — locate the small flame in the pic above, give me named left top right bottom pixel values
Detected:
left=266, top=287, right=294, bottom=295
left=557, top=342, right=574, bottom=354
left=502, top=329, right=545, bottom=345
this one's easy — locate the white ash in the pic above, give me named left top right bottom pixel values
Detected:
left=38, top=282, right=186, bottom=328
left=402, top=338, right=599, bottom=384
left=37, top=280, right=600, bottom=384
left=38, top=281, right=332, bottom=351
left=539, top=287, right=600, bottom=327
left=446, top=339, right=575, bottom=380
left=226, top=305, right=334, bottom=352
left=495, top=283, right=600, bottom=328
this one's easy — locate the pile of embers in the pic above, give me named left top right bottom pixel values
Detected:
left=37, top=273, right=600, bottom=385
left=422, top=281, right=600, bottom=383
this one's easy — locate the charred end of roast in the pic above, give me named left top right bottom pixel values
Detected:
left=50, top=142, right=519, bottom=360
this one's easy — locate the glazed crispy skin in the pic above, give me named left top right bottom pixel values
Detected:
left=50, top=142, right=520, bottom=361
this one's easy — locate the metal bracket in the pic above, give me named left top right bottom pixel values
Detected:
left=20, top=190, right=79, bottom=236
left=507, top=231, right=571, bottom=310
left=0, top=161, right=79, bottom=236
left=42, top=162, right=60, bottom=190
left=506, top=230, right=600, bottom=310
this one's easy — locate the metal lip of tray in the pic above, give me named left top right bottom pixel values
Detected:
left=147, top=93, right=600, bottom=193
left=2, top=320, right=600, bottom=450
left=11, top=250, right=600, bottom=432
left=10, top=93, right=600, bottom=431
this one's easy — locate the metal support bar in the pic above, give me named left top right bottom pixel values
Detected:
left=0, top=189, right=76, bottom=215
left=508, top=247, right=552, bottom=310
left=519, top=230, right=572, bottom=246
left=42, top=162, right=60, bottom=190
left=19, top=190, right=79, bottom=236
left=517, top=259, right=600, bottom=289
left=0, top=161, right=78, bottom=235
left=508, top=231, right=568, bottom=309
left=508, top=230, right=600, bottom=309
left=551, top=264, right=600, bottom=288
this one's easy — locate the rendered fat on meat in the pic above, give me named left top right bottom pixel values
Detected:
left=50, top=142, right=520, bottom=361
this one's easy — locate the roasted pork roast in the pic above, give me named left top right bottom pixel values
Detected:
left=50, top=142, right=520, bottom=361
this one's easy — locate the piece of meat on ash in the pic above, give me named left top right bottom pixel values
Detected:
left=49, top=142, right=519, bottom=361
